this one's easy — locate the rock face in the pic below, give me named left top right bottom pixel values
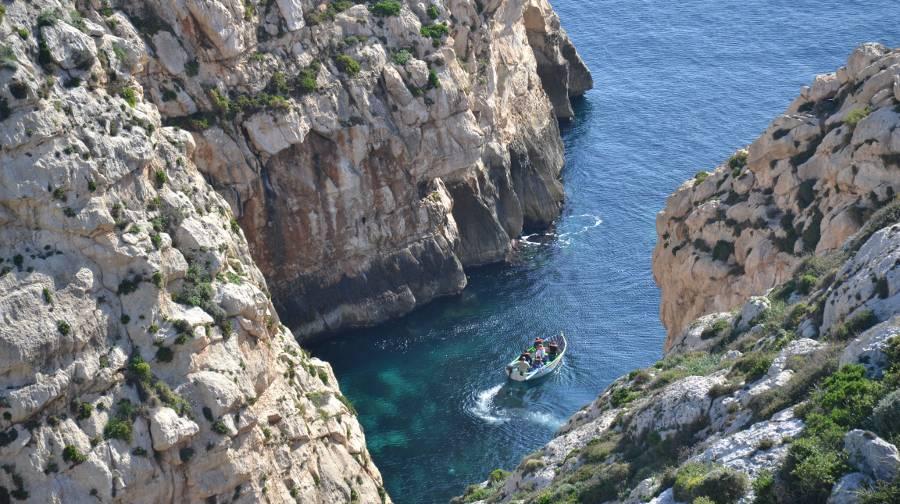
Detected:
left=119, top=0, right=592, bottom=338
left=0, top=2, right=387, bottom=502
left=653, top=43, right=900, bottom=348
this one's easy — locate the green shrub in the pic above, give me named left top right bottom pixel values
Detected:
left=694, top=171, right=709, bottom=186
left=488, top=468, right=509, bottom=484
left=57, top=320, right=71, bottom=335
left=103, top=400, right=136, bottom=442
left=37, top=9, right=61, bottom=27
left=155, top=346, right=174, bottom=363
left=128, top=354, right=153, bottom=383
left=76, top=402, right=93, bottom=420
left=729, top=354, right=773, bottom=382
left=577, top=462, right=630, bottom=503
left=694, top=497, right=716, bottom=504
left=62, top=445, right=87, bottom=464
left=870, top=389, right=900, bottom=439
left=420, top=22, right=449, bottom=42
left=335, top=54, right=360, bottom=76
left=814, top=364, right=884, bottom=429
left=428, top=69, right=440, bottom=89
left=701, top=318, right=730, bottom=340
left=185, top=60, right=199, bottom=76
left=860, top=478, right=900, bottom=504
left=797, top=273, right=818, bottom=294
left=610, top=386, right=640, bottom=407
left=392, top=49, right=412, bottom=65
left=751, top=470, right=776, bottom=504
left=296, top=64, right=319, bottom=93
left=120, top=87, right=137, bottom=107
left=845, top=107, right=871, bottom=127
left=370, top=0, right=401, bottom=16
left=427, top=5, right=440, bottom=19
left=211, top=419, right=229, bottom=435
left=673, top=463, right=749, bottom=504
left=179, top=446, right=195, bottom=462
left=784, top=436, right=847, bottom=502
left=154, top=169, right=168, bottom=188
left=831, top=309, right=878, bottom=341
left=460, top=485, right=492, bottom=503
left=42, top=288, right=53, bottom=304
left=727, top=150, right=748, bottom=177
left=521, top=457, right=544, bottom=474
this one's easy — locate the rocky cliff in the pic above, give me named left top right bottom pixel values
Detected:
left=653, top=43, right=899, bottom=349
left=0, top=1, right=391, bottom=502
left=454, top=45, right=900, bottom=504
left=117, top=0, right=590, bottom=338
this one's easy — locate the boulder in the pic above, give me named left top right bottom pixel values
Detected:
left=828, top=472, right=873, bottom=504
left=42, top=22, right=96, bottom=70
left=840, top=316, right=900, bottom=378
left=149, top=407, right=199, bottom=451
left=844, top=429, right=900, bottom=481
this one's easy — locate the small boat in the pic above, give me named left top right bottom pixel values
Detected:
left=505, top=333, right=567, bottom=382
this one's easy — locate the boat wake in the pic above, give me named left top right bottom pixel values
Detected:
left=520, top=213, right=602, bottom=248
left=470, top=384, right=508, bottom=424
left=468, top=384, right=563, bottom=428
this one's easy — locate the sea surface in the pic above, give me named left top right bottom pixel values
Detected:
left=308, top=1, right=900, bottom=502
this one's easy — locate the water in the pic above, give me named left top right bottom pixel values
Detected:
left=308, top=1, right=900, bottom=502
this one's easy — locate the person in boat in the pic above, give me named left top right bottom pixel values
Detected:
left=521, top=352, right=532, bottom=365
left=547, top=342, right=559, bottom=361
left=534, top=343, right=546, bottom=362
left=514, top=355, right=530, bottom=376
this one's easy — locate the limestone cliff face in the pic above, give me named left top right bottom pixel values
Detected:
left=0, top=2, right=387, bottom=502
left=652, top=44, right=900, bottom=350
left=122, top=0, right=591, bottom=338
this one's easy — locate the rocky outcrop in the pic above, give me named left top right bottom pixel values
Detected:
left=115, top=0, right=592, bottom=338
left=0, top=1, right=387, bottom=502
left=653, top=43, right=900, bottom=349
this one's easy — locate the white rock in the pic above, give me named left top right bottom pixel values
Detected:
left=828, top=472, right=873, bottom=504
left=840, top=316, right=900, bottom=378
left=149, top=407, right=199, bottom=451
left=42, top=22, right=97, bottom=69
left=844, top=429, right=900, bottom=481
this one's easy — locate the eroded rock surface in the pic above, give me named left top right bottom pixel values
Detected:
left=120, top=0, right=592, bottom=338
left=653, top=44, right=900, bottom=348
left=0, top=2, right=387, bottom=501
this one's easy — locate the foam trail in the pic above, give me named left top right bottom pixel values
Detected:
left=525, top=411, right=564, bottom=429
left=469, top=384, right=508, bottom=424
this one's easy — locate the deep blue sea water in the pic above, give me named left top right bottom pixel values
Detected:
left=309, top=2, right=900, bottom=502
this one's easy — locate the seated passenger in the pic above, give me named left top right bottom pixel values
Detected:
left=514, top=355, right=530, bottom=376
left=547, top=343, right=559, bottom=361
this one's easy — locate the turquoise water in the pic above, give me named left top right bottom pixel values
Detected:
left=308, top=1, right=900, bottom=502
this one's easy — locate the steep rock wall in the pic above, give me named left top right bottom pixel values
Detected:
left=0, top=2, right=387, bottom=502
left=125, top=0, right=591, bottom=338
left=653, top=44, right=900, bottom=349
